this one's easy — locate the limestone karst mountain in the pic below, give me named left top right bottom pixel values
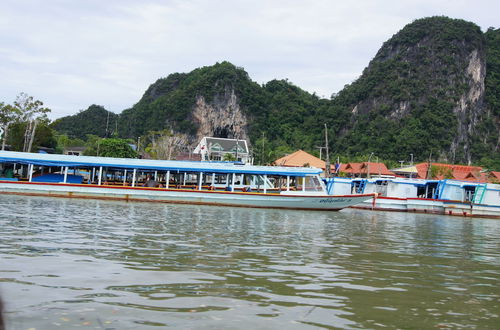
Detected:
left=51, top=16, right=500, bottom=167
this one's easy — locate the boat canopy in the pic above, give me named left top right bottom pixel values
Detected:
left=0, top=151, right=322, bottom=177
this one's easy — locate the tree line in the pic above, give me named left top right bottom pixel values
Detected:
left=0, top=93, right=51, bottom=152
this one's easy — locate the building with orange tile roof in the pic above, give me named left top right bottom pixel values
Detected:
left=273, top=150, right=326, bottom=169
left=414, top=163, right=484, bottom=181
left=489, top=171, right=500, bottom=183
left=339, top=162, right=394, bottom=177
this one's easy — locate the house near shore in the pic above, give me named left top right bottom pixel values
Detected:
left=391, top=163, right=500, bottom=183
left=339, top=162, right=395, bottom=178
left=272, top=151, right=500, bottom=182
left=489, top=171, right=500, bottom=183
left=414, top=163, right=483, bottom=181
left=273, top=150, right=395, bottom=178
left=193, top=137, right=251, bottom=163
left=273, top=150, right=326, bottom=169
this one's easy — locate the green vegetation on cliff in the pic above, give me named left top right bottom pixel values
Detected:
left=51, top=105, right=118, bottom=140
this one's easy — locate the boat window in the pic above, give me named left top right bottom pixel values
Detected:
left=304, top=176, right=324, bottom=192
left=463, top=186, right=476, bottom=202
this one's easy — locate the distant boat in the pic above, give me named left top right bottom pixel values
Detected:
left=0, top=151, right=374, bottom=211
left=324, top=177, right=500, bottom=219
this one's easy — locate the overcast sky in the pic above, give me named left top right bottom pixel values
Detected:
left=0, top=0, right=498, bottom=119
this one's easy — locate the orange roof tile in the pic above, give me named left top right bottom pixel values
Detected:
left=273, top=150, right=326, bottom=169
left=415, top=163, right=484, bottom=181
left=339, top=162, right=394, bottom=176
left=490, top=171, right=500, bottom=182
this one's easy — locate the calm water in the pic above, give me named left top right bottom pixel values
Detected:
left=0, top=195, right=499, bottom=329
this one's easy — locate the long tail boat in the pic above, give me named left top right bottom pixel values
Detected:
left=0, top=151, right=374, bottom=211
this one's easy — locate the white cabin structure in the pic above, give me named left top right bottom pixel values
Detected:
left=193, top=137, right=252, bottom=164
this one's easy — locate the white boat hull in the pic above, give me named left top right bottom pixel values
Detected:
left=0, top=181, right=374, bottom=211
left=352, top=196, right=500, bottom=219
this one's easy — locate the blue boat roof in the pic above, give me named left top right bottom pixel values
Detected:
left=0, top=151, right=322, bottom=177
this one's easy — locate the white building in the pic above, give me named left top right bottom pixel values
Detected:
left=193, top=137, right=252, bottom=164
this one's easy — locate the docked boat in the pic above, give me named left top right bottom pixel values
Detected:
left=324, top=177, right=500, bottom=219
left=0, top=151, right=374, bottom=211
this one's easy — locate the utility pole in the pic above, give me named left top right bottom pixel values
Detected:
left=324, top=124, right=330, bottom=178
left=261, top=132, right=265, bottom=165
left=105, top=111, right=110, bottom=137
left=410, top=153, right=414, bottom=178
left=235, top=136, right=239, bottom=161
left=426, top=151, right=433, bottom=179
left=367, top=152, right=374, bottom=178
left=316, top=146, right=326, bottom=160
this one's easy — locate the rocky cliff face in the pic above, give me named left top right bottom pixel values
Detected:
left=451, top=49, right=486, bottom=164
left=191, top=88, right=249, bottom=143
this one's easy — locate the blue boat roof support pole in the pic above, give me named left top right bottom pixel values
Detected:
left=231, top=173, right=235, bottom=192
left=165, top=171, right=170, bottom=189
left=198, top=172, right=203, bottom=190
left=132, top=169, right=137, bottom=187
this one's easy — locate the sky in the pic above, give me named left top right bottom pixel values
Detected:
left=0, top=0, right=498, bottom=120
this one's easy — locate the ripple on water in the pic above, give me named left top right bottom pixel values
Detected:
left=1, top=194, right=499, bottom=329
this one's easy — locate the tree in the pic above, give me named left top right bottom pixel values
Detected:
left=13, top=93, right=51, bottom=152
left=84, top=138, right=137, bottom=158
left=223, top=153, right=236, bottom=161
left=0, top=102, right=20, bottom=150
left=144, top=129, right=188, bottom=160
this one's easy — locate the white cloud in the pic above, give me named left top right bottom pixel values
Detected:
left=0, top=0, right=498, bottom=119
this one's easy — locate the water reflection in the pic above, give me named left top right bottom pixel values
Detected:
left=0, top=195, right=499, bottom=329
